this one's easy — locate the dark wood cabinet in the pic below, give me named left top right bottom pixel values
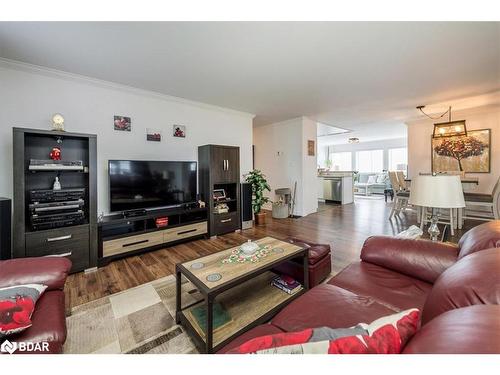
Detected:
left=224, top=147, right=240, bottom=183
left=12, top=128, right=97, bottom=273
left=210, top=145, right=240, bottom=183
left=198, top=145, right=241, bottom=236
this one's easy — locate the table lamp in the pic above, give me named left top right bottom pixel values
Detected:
left=409, top=175, right=465, bottom=241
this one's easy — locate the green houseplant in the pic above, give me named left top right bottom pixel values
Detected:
left=244, top=169, right=271, bottom=225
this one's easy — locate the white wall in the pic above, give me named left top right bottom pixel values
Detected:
left=253, top=117, right=318, bottom=217
left=0, top=62, right=254, bottom=213
left=322, top=137, right=408, bottom=171
left=301, top=117, right=319, bottom=216
left=406, top=105, right=500, bottom=194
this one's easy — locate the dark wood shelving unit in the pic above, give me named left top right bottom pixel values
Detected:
left=12, top=127, right=97, bottom=273
left=198, top=145, right=241, bottom=237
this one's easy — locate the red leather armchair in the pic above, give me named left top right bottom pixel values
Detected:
left=218, top=221, right=500, bottom=354
left=0, top=257, right=72, bottom=354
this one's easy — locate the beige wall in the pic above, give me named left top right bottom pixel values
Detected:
left=406, top=106, right=500, bottom=194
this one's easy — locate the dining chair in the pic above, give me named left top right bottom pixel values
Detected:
left=396, top=171, right=409, bottom=191
left=388, top=171, right=411, bottom=219
left=459, top=176, right=500, bottom=225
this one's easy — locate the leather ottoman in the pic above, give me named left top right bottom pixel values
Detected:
left=273, top=238, right=332, bottom=287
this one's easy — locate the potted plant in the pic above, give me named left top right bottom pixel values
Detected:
left=244, top=169, right=271, bottom=226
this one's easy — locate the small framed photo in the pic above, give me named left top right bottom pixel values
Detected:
left=146, top=128, right=162, bottom=142
left=213, top=189, right=226, bottom=201
left=114, top=116, right=131, bottom=131
left=173, top=125, right=186, bottom=138
left=307, top=140, right=315, bottom=156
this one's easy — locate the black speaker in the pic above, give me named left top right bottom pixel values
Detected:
left=0, top=197, right=12, bottom=260
left=241, top=183, right=253, bottom=229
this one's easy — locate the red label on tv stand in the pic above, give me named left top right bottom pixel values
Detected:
left=156, top=217, right=169, bottom=228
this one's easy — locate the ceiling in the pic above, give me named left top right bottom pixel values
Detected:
left=1, top=22, right=499, bottom=144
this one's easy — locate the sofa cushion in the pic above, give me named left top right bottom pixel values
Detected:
left=360, top=236, right=458, bottom=284
left=403, top=305, right=500, bottom=354
left=357, top=173, right=371, bottom=183
left=457, top=220, right=500, bottom=259
left=230, top=309, right=420, bottom=354
left=328, top=262, right=432, bottom=312
left=271, top=284, right=397, bottom=332
left=217, top=324, right=284, bottom=354
left=421, top=248, right=500, bottom=325
left=376, top=174, right=387, bottom=184
left=10, top=290, right=66, bottom=350
left=0, top=284, right=47, bottom=337
left=0, top=257, right=72, bottom=291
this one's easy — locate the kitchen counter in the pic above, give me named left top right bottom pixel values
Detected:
left=318, top=173, right=354, bottom=204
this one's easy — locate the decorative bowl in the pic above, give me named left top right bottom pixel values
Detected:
left=240, top=240, right=259, bottom=256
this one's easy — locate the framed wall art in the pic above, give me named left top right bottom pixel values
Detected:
left=173, top=125, right=186, bottom=138
left=114, top=116, right=131, bottom=131
left=146, top=128, right=162, bottom=142
left=431, top=128, right=491, bottom=173
left=307, top=140, right=315, bottom=156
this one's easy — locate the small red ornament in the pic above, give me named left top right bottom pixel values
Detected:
left=49, top=147, right=61, bottom=161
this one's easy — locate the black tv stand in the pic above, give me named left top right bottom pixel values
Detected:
left=98, top=206, right=208, bottom=266
left=123, top=209, right=147, bottom=218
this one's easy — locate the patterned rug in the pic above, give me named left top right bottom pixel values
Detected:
left=63, top=275, right=202, bottom=354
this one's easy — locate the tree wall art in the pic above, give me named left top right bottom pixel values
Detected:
left=431, top=129, right=491, bottom=173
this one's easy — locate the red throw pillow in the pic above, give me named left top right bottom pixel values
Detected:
left=0, top=284, right=47, bottom=337
left=228, top=308, right=420, bottom=354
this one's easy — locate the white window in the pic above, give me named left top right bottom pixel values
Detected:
left=328, top=152, right=352, bottom=171
left=355, top=150, right=383, bottom=173
left=388, top=147, right=408, bottom=171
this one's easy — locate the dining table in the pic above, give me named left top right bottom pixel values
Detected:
left=405, top=176, right=479, bottom=190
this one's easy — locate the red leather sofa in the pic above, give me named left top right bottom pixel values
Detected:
left=0, top=257, right=72, bottom=354
left=219, top=220, right=500, bottom=354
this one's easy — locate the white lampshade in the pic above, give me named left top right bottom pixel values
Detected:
left=409, top=175, right=465, bottom=208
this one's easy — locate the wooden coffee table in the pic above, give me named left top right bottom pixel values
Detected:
left=175, top=236, right=309, bottom=353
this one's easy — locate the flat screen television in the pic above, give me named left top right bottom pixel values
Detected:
left=109, top=160, right=197, bottom=212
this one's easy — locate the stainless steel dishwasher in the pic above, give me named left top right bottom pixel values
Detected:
left=323, top=177, right=342, bottom=202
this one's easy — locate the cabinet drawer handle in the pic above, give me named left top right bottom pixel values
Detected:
left=226, top=159, right=229, bottom=171
left=177, top=229, right=197, bottom=235
left=47, top=234, right=72, bottom=242
left=123, top=239, right=149, bottom=247
left=220, top=218, right=232, bottom=223
left=44, top=252, right=73, bottom=258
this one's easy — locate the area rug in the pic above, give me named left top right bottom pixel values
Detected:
left=63, top=275, right=202, bottom=354
left=64, top=271, right=338, bottom=354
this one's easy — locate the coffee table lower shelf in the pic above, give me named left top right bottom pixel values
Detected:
left=178, top=271, right=304, bottom=353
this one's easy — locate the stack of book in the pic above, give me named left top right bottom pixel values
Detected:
left=271, top=275, right=302, bottom=294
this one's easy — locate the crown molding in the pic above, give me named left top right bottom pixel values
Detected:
left=0, top=57, right=256, bottom=120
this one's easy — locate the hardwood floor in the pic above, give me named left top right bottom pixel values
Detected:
left=65, top=196, right=477, bottom=309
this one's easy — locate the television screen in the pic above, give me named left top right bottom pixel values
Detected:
left=109, top=160, right=197, bottom=212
